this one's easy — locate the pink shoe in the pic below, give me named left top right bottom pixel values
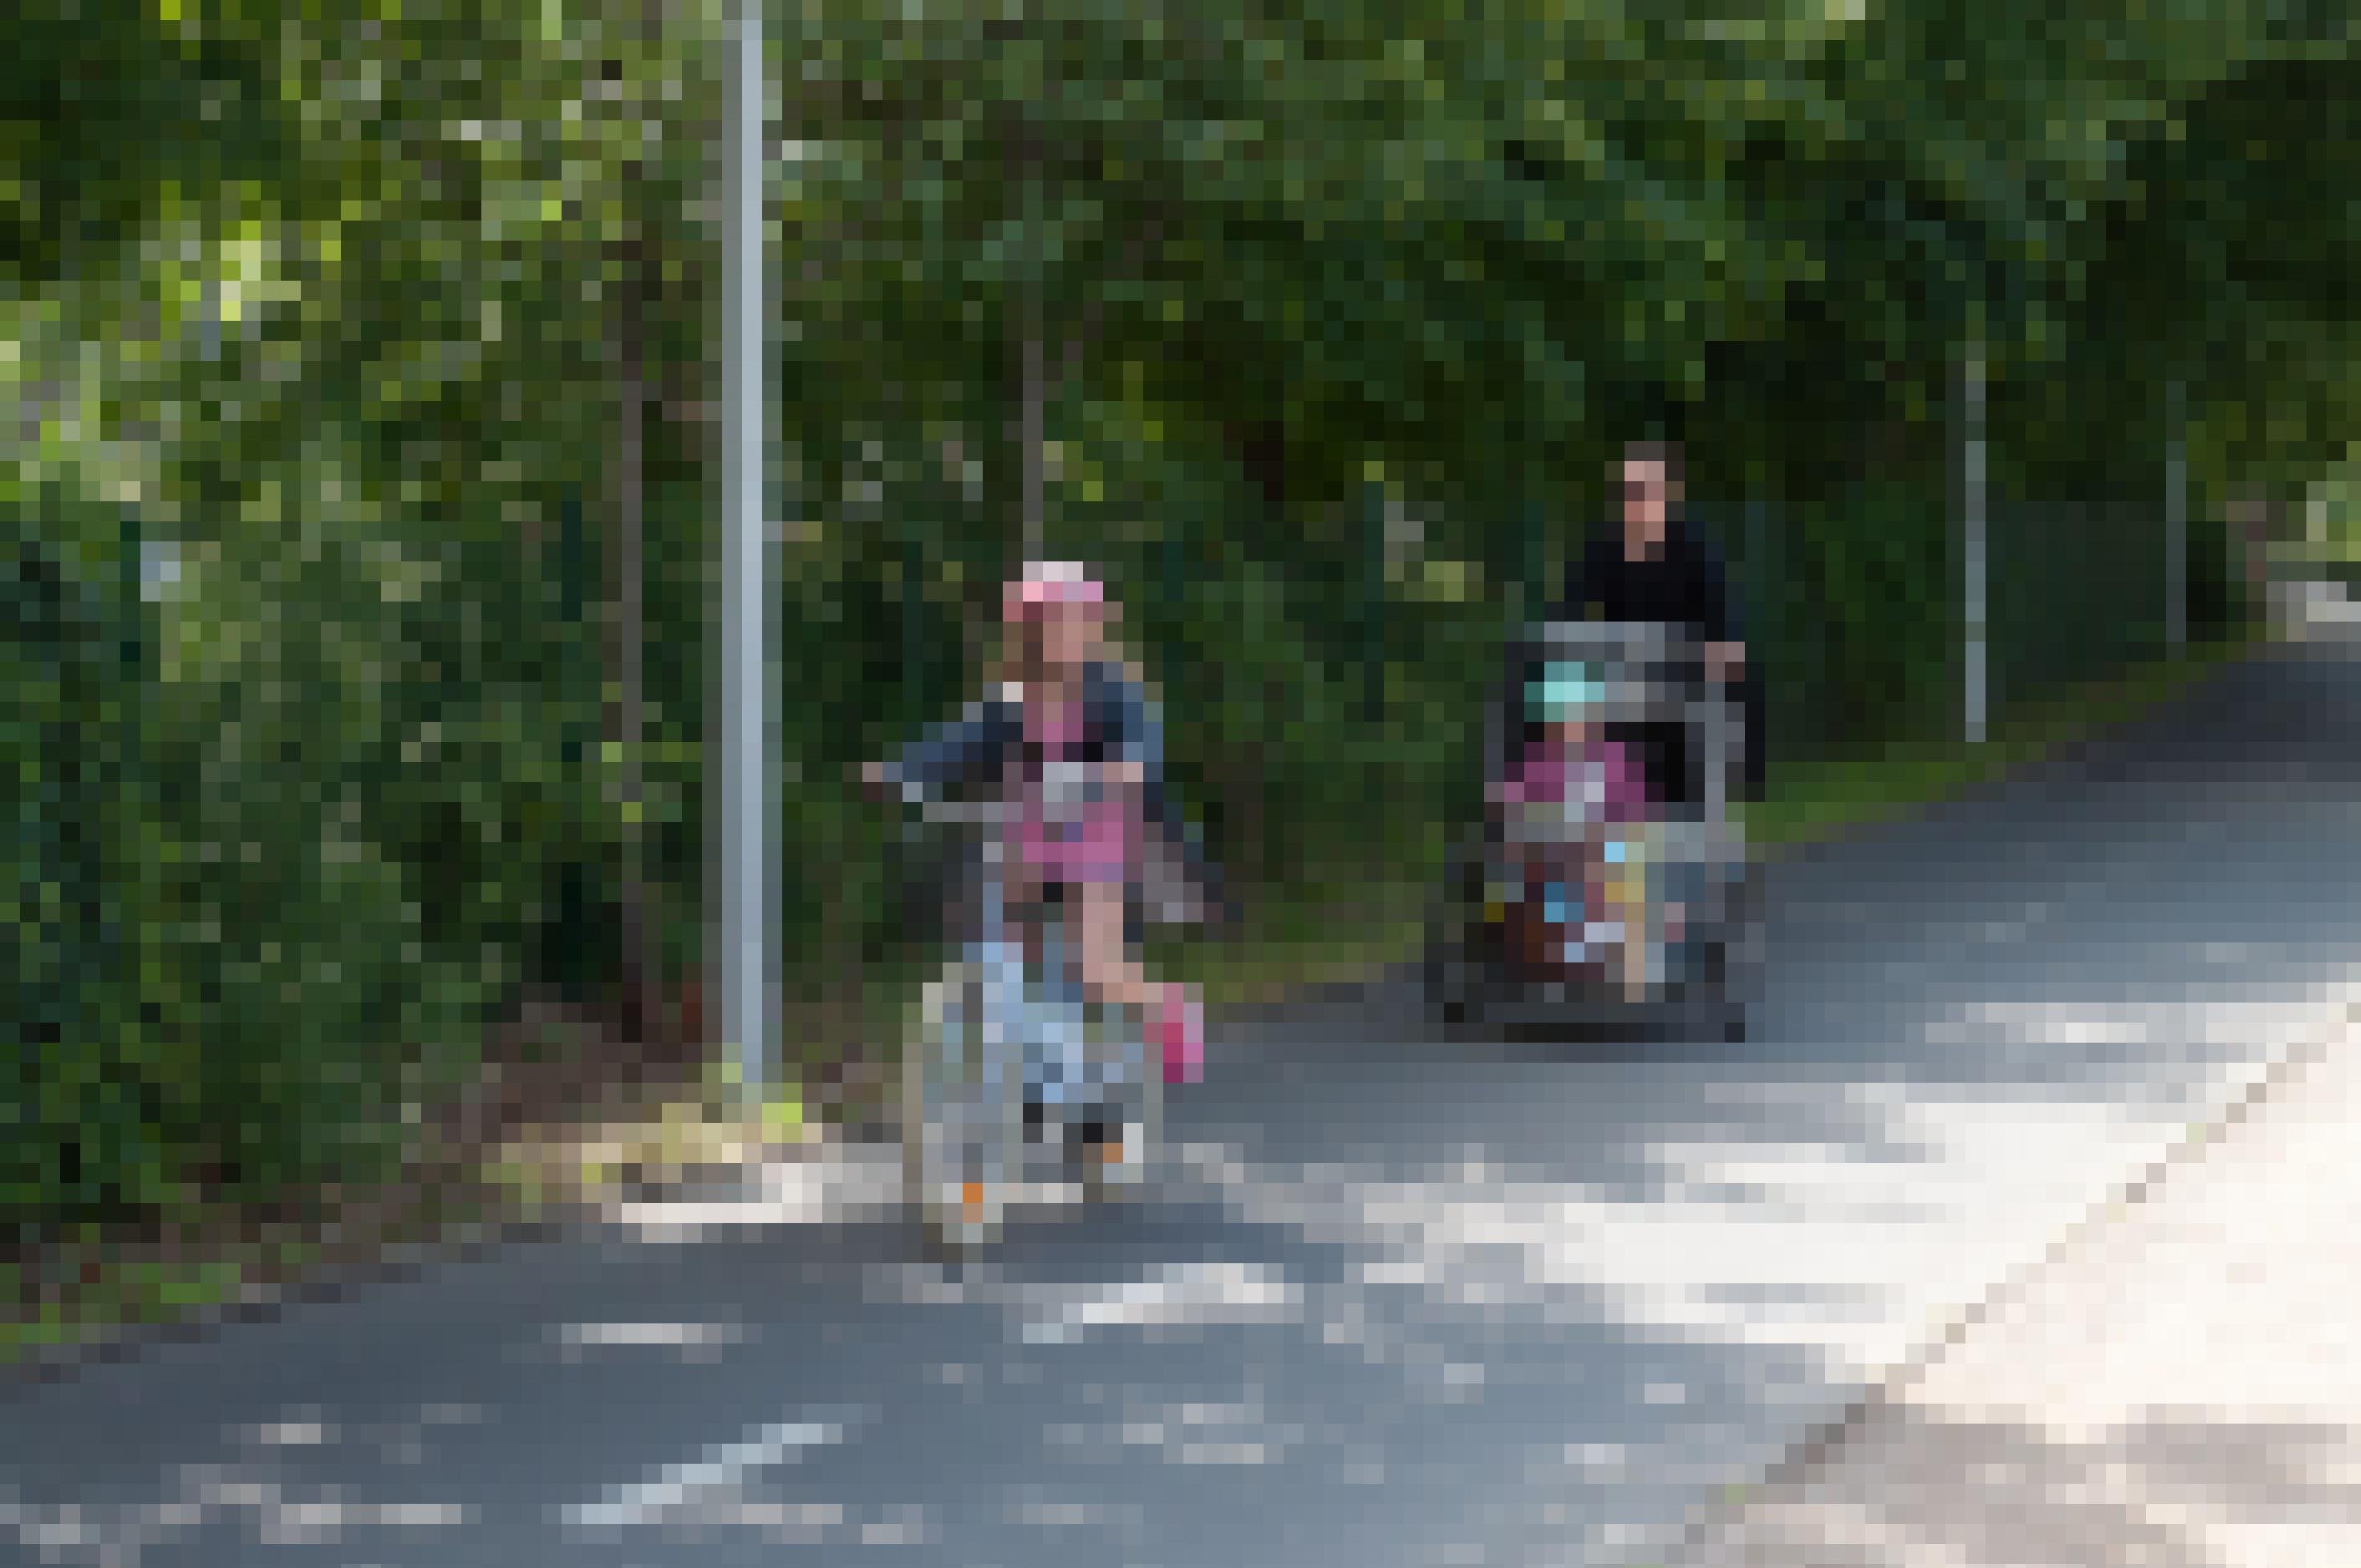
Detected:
left=1157, top=985, right=1204, bottom=1085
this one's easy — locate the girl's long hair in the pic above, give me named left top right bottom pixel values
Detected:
left=982, top=573, right=1150, bottom=699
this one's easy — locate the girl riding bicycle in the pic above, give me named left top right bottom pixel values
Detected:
left=862, top=561, right=1211, bottom=1084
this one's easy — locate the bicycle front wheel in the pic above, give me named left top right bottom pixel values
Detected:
left=903, top=949, right=1024, bottom=1254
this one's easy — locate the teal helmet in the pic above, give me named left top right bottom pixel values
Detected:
left=1528, top=660, right=1603, bottom=721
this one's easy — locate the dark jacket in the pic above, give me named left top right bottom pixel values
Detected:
left=1556, top=515, right=1764, bottom=798
left=882, top=660, right=1223, bottom=922
left=1558, top=516, right=1741, bottom=646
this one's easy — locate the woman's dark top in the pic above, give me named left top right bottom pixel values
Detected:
left=1555, top=516, right=1763, bottom=800
left=1559, top=517, right=1740, bottom=646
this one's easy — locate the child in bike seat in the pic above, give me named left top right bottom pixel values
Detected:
left=1491, top=659, right=1649, bottom=970
left=1491, top=660, right=1646, bottom=820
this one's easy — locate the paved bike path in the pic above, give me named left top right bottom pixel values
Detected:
left=7, top=640, right=2361, bottom=1567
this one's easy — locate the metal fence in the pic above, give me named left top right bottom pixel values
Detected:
left=1718, top=465, right=2193, bottom=768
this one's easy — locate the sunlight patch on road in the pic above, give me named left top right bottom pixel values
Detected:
left=1154, top=980, right=2361, bottom=1566
left=606, top=1148, right=904, bottom=1238
left=1097, top=1396, right=1305, bottom=1466
left=1170, top=1082, right=2211, bottom=1391
left=0, top=1400, right=497, bottom=1567
left=1016, top=1261, right=1303, bottom=1346
left=0, top=1462, right=474, bottom=1566
left=859, top=1254, right=1305, bottom=1347
left=241, top=1415, right=333, bottom=1448
left=1044, top=1387, right=1369, bottom=1474
left=1945, top=1000, right=2152, bottom=1049
left=564, top=1495, right=939, bottom=1548
left=1004, top=1487, right=1149, bottom=1538
left=553, top=1319, right=748, bottom=1358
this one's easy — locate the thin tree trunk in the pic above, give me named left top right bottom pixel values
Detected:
left=1006, top=107, right=1047, bottom=565
left=1020, top=322, right=1045, bottom=563
left=611, top=156, right=656, bottom=1051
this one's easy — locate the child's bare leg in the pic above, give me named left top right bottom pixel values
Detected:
left=1074, top=875, right=1204, bottom=1084
left=1073, top=878, right=1157, bottom=1013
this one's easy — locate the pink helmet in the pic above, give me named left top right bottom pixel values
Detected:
left=1001, top=559, right=1108, bottom=624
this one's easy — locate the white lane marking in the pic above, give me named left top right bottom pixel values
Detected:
left=566, top=1413, right=862, bottom=1532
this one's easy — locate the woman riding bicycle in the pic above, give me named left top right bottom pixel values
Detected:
left=862, top=560, right=1211, bottom=1084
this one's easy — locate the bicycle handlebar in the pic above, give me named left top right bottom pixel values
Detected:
left=897, top=792, right=1012, bottom=828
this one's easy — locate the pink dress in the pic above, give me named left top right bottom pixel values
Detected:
left=1016, top=696, right=1140, bottom=886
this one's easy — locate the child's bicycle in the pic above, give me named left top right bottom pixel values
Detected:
left=896, top=795, right=1162, bottom=1257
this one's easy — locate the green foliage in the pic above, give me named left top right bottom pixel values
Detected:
left=3, top=0, right=2352, bottom=1231
left=4, top=502, right=169, bottom=1217
left=4, top=0, right=729, bottom=1223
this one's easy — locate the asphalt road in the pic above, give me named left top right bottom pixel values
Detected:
left=9, top=634, right=2361, bottom=1568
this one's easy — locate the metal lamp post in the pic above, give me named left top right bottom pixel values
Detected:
left=720, top=1, right=773, bottom=1106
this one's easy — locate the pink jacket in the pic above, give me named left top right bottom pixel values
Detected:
left=1493, top=735, right=1647, bottom=822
